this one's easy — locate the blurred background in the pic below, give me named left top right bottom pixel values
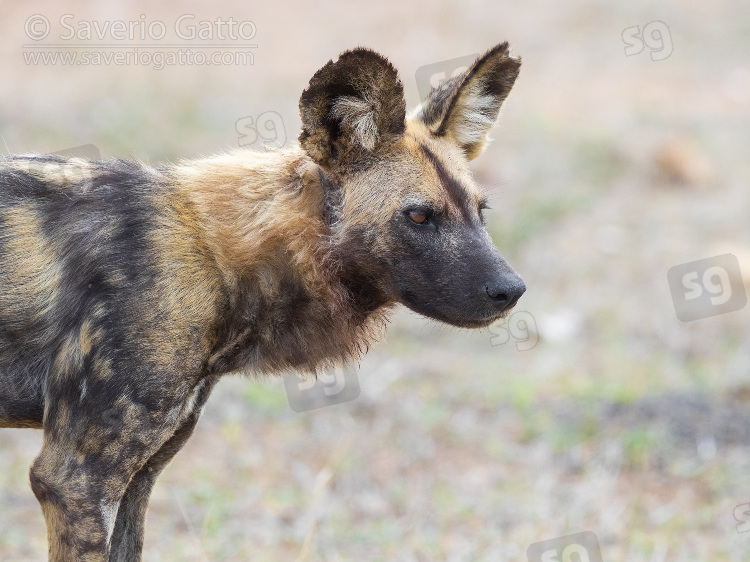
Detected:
left=1, top=1, right=749, bottom=560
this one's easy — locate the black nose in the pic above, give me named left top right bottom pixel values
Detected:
left=486, top=278, right=526, bottom=312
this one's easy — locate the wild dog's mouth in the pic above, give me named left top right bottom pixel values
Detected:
left=398, top=288, right=522, bottom=329
left=452, top=306, right=518, bottom=329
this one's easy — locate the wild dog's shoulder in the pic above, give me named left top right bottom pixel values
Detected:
left=166, top=147, right=312, bottom=193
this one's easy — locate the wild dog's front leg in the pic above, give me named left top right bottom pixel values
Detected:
left=29, top=377, right=190, bottom=561
left=106, top=427, right=194, bottom=562
left=30, top=442, right=125, bottom=561
left=108, top=378, right=216, bottom=562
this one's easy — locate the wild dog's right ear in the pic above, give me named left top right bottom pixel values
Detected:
left=413, top=42, right=521, bottom=160
left=299, top=48, right=406, bottom=169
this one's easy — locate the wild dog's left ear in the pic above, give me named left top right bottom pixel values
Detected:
left=299, top=48, right=406, bottom=169
left=413, top=42, right=521, bottom=160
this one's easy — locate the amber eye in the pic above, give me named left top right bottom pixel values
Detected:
left=407, top=210, right=429, bottom=224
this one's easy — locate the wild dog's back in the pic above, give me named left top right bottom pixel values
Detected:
left=0, top=155, right=175, bottom=428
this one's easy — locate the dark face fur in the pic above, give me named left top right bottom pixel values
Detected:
left=382, top=173, right=525, bottom=327
left=299, top=43, right=525, bottom=328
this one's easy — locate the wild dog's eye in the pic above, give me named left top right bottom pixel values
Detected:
left=406, top=210, right=429, bottom=224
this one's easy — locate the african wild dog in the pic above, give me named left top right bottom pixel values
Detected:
left=0, top=42, right=524, bottom=560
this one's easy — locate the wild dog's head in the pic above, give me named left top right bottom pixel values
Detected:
left=299, top=43, right=525, bottom=328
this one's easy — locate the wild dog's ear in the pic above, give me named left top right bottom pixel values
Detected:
left=414, top=42, right=521, bottom=160
left=299, top=48, right=406, bottom=168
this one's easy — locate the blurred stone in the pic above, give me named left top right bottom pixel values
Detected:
left=538, top=308, right=584, bottom=343
left=652, top=138, right=714, bottom=188
left=728, top=384, right=750, bottom=404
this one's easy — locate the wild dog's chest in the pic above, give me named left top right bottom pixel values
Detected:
left=204, top=266, right=378, bottom=377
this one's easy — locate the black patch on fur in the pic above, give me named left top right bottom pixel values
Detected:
left=418, top=144, right=473, bottom=220
left=319, top=168, right=344, bottom=226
